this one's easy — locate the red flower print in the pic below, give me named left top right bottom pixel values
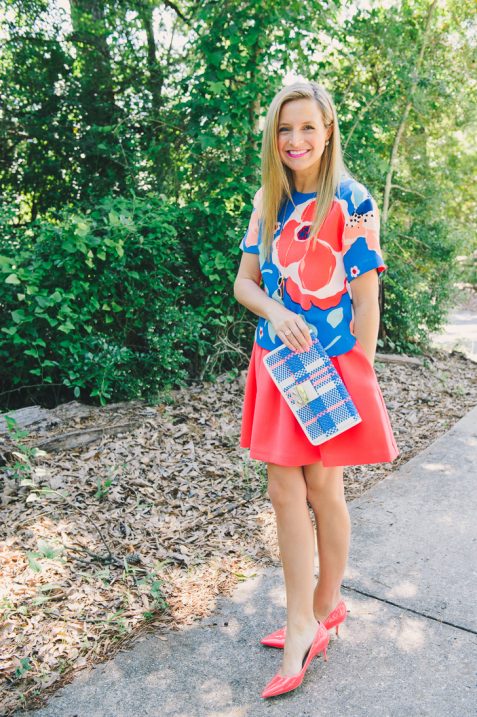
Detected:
left=275, top=200, right=347, bottom=310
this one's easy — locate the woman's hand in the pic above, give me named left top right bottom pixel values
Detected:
left=267, top=302, right=313, bottom=353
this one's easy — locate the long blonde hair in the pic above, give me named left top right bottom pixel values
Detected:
left=260, top=80, right=355, bottom=261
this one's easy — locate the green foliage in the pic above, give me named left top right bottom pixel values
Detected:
left=290, top=0, right=476, bottom=354
left=1, top=415, right=42, bottom=486
left=383, top=213, right=462, bottom=353
left=0, top=0, right=475, bottom=408
left=0, top=194, right=204, bottom=406
left=137, top=569, right=169, bottom=614
left=14, top=657, right=32, bottom=680
left=95, top=475, right=114, bottom=502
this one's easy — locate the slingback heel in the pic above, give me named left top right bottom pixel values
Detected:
left=261, top=598, right=347, bottom=648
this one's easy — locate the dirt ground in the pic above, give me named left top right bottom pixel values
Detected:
left=1, top=336, right=476, bottom=715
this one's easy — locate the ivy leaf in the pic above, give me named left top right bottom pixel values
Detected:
left=11, top=309, right=25, bottom=323
left=5, top=273, right=21, bottom=285
left=0, top=254, right=13, bottom=269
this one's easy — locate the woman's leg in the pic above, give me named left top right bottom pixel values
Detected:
left=267, top=462, right=320, bottom=676
left=302, top=461, right=350, bottom=623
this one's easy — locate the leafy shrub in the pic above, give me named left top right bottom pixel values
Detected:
left=0, top=185, right=468, bottom=412
left=0, top=195, right=205, bottom=407
left=382, top=216, right=461, bottom=354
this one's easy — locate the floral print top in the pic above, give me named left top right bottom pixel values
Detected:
left=239, top=175, right=387, bottom=356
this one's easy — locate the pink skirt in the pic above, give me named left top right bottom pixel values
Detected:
left=240, top=339, right=400, bottom=467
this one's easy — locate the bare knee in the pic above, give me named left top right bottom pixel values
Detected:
left=303, top=463, right=345, bottom=505
left=267, top=463, right=307, bottom=510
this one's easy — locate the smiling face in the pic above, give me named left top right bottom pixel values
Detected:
left=277, top=98, right=332, bottom=186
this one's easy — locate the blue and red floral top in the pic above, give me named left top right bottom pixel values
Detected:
left=239, top=175, right=387, bottom=357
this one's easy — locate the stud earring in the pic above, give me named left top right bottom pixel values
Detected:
left=325, top=140, right=330, bottom=145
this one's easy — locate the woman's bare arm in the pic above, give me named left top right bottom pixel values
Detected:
left=233, top=253, right=312, bottom=352
left=233, top=253, right=276, bottom=321
left=349, top=269, right=380, bottom=366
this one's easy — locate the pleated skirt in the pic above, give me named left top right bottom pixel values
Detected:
left=239, top=339, right=400, bottom=467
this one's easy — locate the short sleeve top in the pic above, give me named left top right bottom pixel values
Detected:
left=239, top=175, right=387, bottom=356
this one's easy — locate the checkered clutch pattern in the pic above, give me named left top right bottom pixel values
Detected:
left=262, top=336, right=362, bottom=446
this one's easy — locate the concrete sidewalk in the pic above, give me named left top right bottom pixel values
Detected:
left=21, top=407, right=477, bottom=717
left=430, top=303, right=477, bottom=362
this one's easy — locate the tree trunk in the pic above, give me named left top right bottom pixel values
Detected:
left=379, top=0, right=437, bottom=341
left=69, top=0, right=126, bottom=194
left=381, top=1, right=437, bottom=226
left=138, top=2, right=171, bottom=189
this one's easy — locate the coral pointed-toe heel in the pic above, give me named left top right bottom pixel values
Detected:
left=328, top=600, right=347, bottom=637
left=260, top=625, right=287, bottom=648
left=261, top=599, right=347, bottom=648
left=261, top=621, right=329, bottom=699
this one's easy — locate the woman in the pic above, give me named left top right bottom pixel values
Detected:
left=233, top=80, right=399, bottom=699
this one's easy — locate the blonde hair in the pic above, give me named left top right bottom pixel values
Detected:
left=260, top=80, right=356, bottom=261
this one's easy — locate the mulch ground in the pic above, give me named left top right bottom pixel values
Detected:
left=1, top=344, right=476, bottom=715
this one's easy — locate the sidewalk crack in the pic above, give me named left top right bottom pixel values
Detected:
left=342, top=584, right=477, bottom=635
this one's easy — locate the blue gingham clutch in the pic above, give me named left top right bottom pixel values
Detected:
left=262, top=336, right=362, bottom=446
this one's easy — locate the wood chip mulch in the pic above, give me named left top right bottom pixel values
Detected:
left=1, top=345, right=476, bottom=715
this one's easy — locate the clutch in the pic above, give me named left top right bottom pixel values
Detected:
left=262, top=336, right=362, bottom=446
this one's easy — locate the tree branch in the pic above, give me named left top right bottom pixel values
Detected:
left=381, top=1, right=437, bottom=226
left=162, top=0, right=191, bottom=25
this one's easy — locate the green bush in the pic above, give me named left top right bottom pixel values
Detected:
left=0, top=195, right=205, bottom=407
left=0, top=186, right=468, bottom=411
left=382, top=216, right=460, bottom=354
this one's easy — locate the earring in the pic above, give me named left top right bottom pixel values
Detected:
left=325, top=140, right=330, bottom=145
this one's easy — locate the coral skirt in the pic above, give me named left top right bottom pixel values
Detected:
left=240, top=339, right=399, bottom=467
